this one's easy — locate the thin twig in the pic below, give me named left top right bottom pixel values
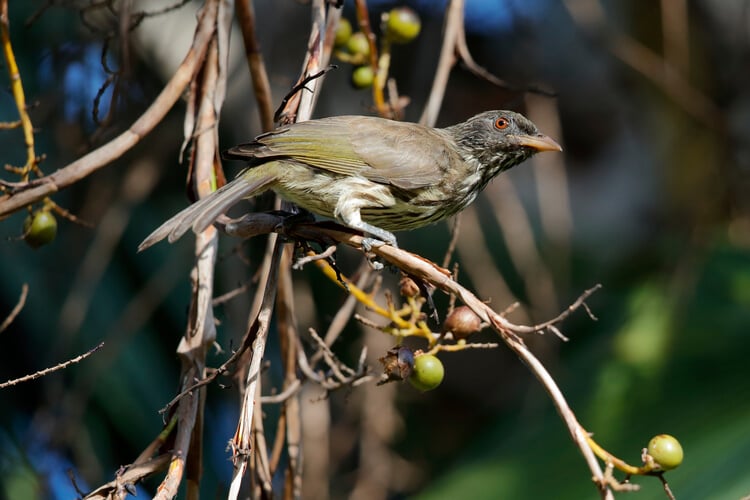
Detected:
left=252, top=380, right=274, bottom=496
left=154, top=4, right=227, bottom=495
left=455, top=20, right=555, bottom=97
left=260, top=379, right=302, bottom=404
left=235, top=0, right=275, bottom=132
left=82, top=454, right=172, bottom=500
left=0, top=0, right=219, bottom=217
left=0, top=283, right=28, bottom=334
left=658, top=473, right=676, bottom=500
left=277, top=246, right=303, bottom=498
left=441, top=216, right=461, bottom=269
left=293, top=244, right=337, bottom=268
left=228, top=239, right=284, bottom=499
left=419, top=0, right=462, bottom=126
left=0, top=342, right=104, bottom=389
left=273, top=66, right=337, bottom=123
left=212, top=280, right=252, bottom=306
left=527, top=284, right=601, bottom=333
left=260, top=225, right=613, bottom=498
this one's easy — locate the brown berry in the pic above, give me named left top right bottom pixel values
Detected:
left=399, top=277, right=420, bottom=298
left=443, top=305, right=482, bottom=340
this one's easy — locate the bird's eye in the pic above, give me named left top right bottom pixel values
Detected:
left=494, top=117, right=510, bottom=130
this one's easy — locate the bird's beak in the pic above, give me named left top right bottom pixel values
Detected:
left=513, top=134, right=563, bottom=152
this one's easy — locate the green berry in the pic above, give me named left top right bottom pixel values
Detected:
left=334, top=18, right=352, bottom=47
left=385, top=7, right=421, bottom=44
left=409, top=354, right=444, bottom=391
left=351, top=65, right=374, bottom=89
left=647, top=434, right=683, bottom=470
left=346, top=31, right=371, bottom=58
left=23, top=210, right=57, bottom=248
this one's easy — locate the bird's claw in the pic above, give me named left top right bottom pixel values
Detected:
left=361, top=237, right=386, bottom=252
left=367, top=257, right=384, bottom=271
left=360, top=239, right=387, bottom=270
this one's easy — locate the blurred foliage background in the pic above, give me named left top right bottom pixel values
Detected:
left=1, top=0, right=750, bottom=499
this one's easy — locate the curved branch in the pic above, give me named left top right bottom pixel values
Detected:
left=0, top=0, right=219, bottom=218
left=359, top=232, right=612, bottom=499
left=0, top=283, right=28, bottom=334
left=419, top=0, right=462, bottom=127
left=235, top=221, right=614, bottom=499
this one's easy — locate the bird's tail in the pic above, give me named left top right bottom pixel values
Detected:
left=138, top=169, right=275, bottom=252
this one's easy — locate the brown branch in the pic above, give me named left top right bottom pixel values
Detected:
left=235, top=0, right=275, bottom=132
left=260, top=379, right=302, bottom=404
left=275, top=0, right=332, bottom=124
left=156, top=3, right=230, bottom=491
left=228, top=238, right=284, bottom=499
left=0, top=119, right=21, bottom=129
left=223, top=222, right=611, bottom=498
left=354, top=0, right=378, bottom=76
left=133, top=416, right=178, bottom=465
left=359, top=236, right=610, bottom=498
left=419, top=0, right=462, bottom=126
left=0, top=342, right=104, bottom=389
left=252, top=380, right=274, bottom=496
left=158, top=315, right=253, bottom=417
left=300, top=329, right=374, bottom=390
left=273, top=66, right=337, bottom=123
left=455, top=22, right=554, bottom=97
left=441, top=216, right=461, bottom=269
left=268, top=395, right=288, bottom=474
left=0, top=283, right=28, bottom=334
left=277, top=246, right=303, bottom=498
left=527, top=284, right=601, bottom=333
left=153, top=238, right=213, bottom=500
left=0, top=0, right=219, bottom=218
left=212, top=280, right=252, bottom=306
left=83, top=454, right=172, bottom=500
left=229, top=4, right=335, bottom=494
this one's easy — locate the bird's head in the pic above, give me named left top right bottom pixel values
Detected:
left=447, top=110, right=562, bottom=179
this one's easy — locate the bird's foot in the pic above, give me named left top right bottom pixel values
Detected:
left=361, top=237, right=387, bottom=252
left=359, top=238, right=387, bottom=270
left=368, top=259, right=384, bottom=271
left=344, top=221, right=398, bottom=249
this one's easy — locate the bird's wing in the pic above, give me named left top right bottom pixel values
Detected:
left=223, top=116, right=461, bottom=190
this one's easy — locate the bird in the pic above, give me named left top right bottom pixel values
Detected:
left=138, top=110, right=561, bottom=251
